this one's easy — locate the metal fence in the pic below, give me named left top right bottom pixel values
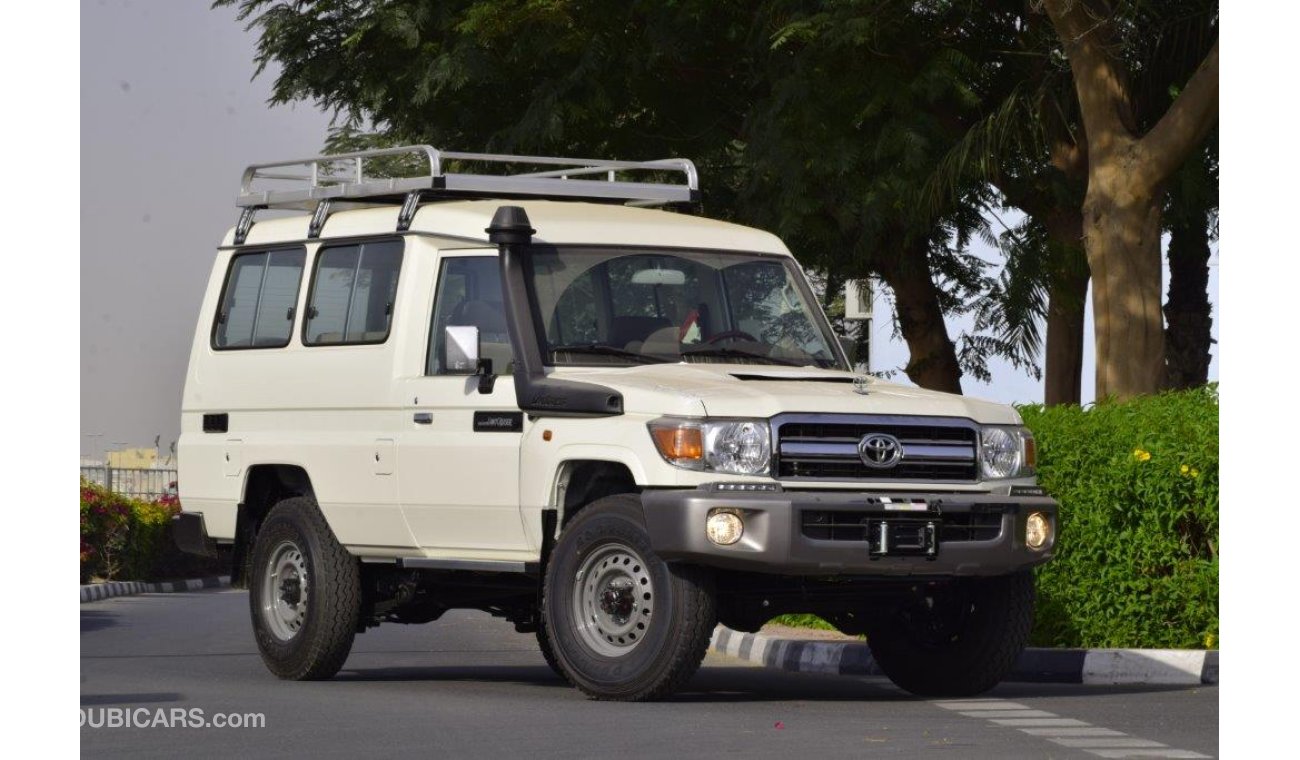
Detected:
left=81, top=466, right=178, bottom=501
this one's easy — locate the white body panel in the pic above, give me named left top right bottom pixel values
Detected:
left=180, top=200, right=1026, bottom=561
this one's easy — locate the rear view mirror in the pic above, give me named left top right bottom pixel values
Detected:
left=444, top=325, right=480, bottom=373
left=630, top=268, right=686, bottom=286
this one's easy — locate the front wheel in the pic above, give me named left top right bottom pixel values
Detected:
left=249, top=496, right=361, bottom=680
left=867, top=571, right=1035, bottom=697
left=542, top=494, right=715, bottom=701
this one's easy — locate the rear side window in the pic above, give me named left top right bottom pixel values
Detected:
left=304, top=240, right=404, bottom=345
left=212, top=248, right=306, bottom=350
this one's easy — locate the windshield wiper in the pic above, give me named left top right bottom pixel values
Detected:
left=681, top=346, right=802, bottom=366
left=550, top=344, right=670, bottom=364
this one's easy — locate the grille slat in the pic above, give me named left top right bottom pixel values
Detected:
left=800, top=510, right=1003, bottom=543
left=774, top=414, right=979, bottom=482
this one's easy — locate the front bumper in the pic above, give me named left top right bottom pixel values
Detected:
left=641, top=486, right=1057, bottom=576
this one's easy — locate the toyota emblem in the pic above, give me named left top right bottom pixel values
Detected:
left=858, top=433, right=903, bottom=469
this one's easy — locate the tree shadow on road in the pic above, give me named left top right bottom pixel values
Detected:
left=81, top=610, right=119, bottom=633
left=334, top=664, right=571, bottom=687
left=332, top=663, right=914, bottom=702
left=80, top=692, right=185, bottom=706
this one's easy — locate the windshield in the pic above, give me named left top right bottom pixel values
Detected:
left=525, top=248, right=845, bottom=369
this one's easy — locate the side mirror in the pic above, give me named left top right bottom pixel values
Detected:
left=445, top=325, right=498, bottom=393
left=444, top=325, right=480, bottom=374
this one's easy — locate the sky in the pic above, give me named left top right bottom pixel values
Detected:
left=80, top=0, right=1219, bottom=458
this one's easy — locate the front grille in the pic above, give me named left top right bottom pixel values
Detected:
left=801, top=510, right=874, bottom=542
left=774, top=414, right=979, bottom=482
left=939, top=511, right=1004, bottom=542
left=799, top=509, right=1004, bottom=543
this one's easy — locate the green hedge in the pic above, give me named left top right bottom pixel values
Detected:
left=80, top=481, right=226, bottom=583
left=1021, top=385, right=1218, bottom=649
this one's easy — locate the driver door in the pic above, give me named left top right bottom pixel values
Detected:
left=395, top=252, right=531, bottom=558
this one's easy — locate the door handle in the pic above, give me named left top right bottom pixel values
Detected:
left=413, top=412, right=433, bottom=425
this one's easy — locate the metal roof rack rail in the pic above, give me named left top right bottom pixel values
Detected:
left=232, top=146, right=699, bottom=242
left=237, top=144, right=699, bottom=210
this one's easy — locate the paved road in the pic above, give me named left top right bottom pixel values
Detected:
left=81, top=589, right=1217, bottom=758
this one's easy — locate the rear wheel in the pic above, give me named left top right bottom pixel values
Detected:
left=249, top=496, right=361, bottom=680
left=867, top=571, right=1034, bottom=697
left=542, top=494, right=715, bottom=701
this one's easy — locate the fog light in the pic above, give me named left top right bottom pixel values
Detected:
left=706, top=509, right=744, bottom=546
left=1025, top=512, right=1051, bottom=550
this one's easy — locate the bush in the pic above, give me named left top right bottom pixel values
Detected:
left=1020, top=385, right=1218, bottom=649
left=80, top=480, right=227, bottom=583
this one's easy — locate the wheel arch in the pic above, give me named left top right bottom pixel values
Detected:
left=553, top=459, right=640, bottom=528
left=231, top=464, right=316, bottom=587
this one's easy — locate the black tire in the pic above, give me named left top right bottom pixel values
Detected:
left=249, top=496, right=361, bottom=680
left=867, top=571, right=1035, bottom=697
left=542, top=494, right=715, bottom=701
left=535, top=620, right=565, bottom=679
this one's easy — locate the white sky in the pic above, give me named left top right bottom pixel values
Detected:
left=79, top=0, right=1219, bottom=456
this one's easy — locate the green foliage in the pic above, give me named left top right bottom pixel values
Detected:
left=1020, top=386, right=1219, bottom=649
left=769, top=613, right=837, bottom=631
left=79, top=481, right=225, bottom=583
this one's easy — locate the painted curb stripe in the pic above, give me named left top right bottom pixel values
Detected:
left=708, top=626, right=1219, bottom=685
left=80, top=576, right=231, bottom=604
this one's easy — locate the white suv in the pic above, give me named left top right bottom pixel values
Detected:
left=175, top=146, right=1057, bottom=701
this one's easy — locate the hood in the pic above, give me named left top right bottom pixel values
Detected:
left=548, top=363, right=1021, bottom=424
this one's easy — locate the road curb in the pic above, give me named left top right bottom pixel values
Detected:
left=80, top=576, right=231, bottom=604
left=710, top=626, right=1219, bottom=686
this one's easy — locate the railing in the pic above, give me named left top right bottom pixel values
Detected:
left=237, top=144, right=700, bottom=210
left=81, top=466, right=178, bottom=501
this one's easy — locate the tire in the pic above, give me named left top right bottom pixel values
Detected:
left=867, top=570, right=1035, bottom=697
left=535, top=620, right=565, bottom=679
left=542, top=494, right=715, bottom=701
left=249, top=496, right=361, bottom=680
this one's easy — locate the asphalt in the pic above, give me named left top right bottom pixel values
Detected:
left=80, top=589, right=1218, bottom=758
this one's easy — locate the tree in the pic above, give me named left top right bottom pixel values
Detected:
left=1164, top=135, right=1217, bottom=389
left=1040, top=0, right=1218, bottom=399
left=219, top=0, right=1034, bottom=394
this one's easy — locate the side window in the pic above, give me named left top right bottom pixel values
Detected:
left=427, top=257, right=512, bottom=374
left=212, top=248, right=306, bottom=350
left=303, top=240, right=403, bottom=345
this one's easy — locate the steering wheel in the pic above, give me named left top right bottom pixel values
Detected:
left=705, top=330, right=759, bottom=345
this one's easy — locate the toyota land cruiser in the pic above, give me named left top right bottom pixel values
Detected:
left=175, top=146, right=1057, bottom=701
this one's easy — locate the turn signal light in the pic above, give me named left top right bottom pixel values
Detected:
left=650, top=426, right=703, bottom=463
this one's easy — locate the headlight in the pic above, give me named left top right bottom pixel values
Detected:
left=648, top=418, right=771, bottom=475
left=979, top=425, right=1035, bottom=480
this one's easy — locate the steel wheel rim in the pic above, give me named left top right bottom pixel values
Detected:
left=572, top=541, right=654, bottom=657
left=261, top=540, right=309, bottom=642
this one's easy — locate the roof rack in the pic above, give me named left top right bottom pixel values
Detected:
left=238, top=145, right=699, bottom=211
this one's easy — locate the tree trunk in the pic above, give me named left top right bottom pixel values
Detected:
left=1164, top=210, right=1212, bottom=389
left=1041, top=1, right=1217, bottom=401
left=1043, top=254, right=1088, bottom=405
left=1084, top=164, right=1166, bottom=399
left=877, top=248, right=963, bottom=394
left=1040, top=208, right=1089, bottom=406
